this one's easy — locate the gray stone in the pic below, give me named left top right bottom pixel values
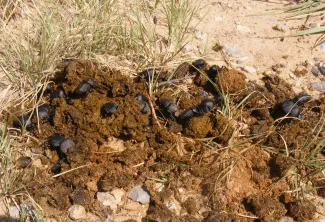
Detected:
left=320, top=42, right=325, bottom=54
left=223, top=44, right=241, bottom=56
left=312, top=81, right=325, bottom=92
left=68, top=204, right=87, bottom=220
left=312, top=67, right=322, bottom=77
left=127, top=186, right=150, bottom=204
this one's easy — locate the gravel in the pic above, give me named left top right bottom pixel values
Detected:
left=127, top=186, right=150, bottom=204
left=68, top=204, right=87, bottom=220
left=312, top=81, right=325, bottom=92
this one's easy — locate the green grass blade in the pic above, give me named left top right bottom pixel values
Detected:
left=289, top=26, right=325, bottom=36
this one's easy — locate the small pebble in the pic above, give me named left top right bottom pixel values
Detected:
left=68, top=204, right=87, bottom=220
left=31, top=147, right=43, bottom=154
left=17, top=157, right=32, bottom=168
left=312, top=81, right=325, bottom=92
left=312, top=67, right=322, bottom=77
left=195, top=32, right=207, bottom=40
left=280, top=216, right=294, bottom=222
left=8, top=206, right=19, bottom=219
left=319, top=64, right=325, bottom=75
left=236, top=56, right=251, bottom=65
left=320, top=42, right=325, bottom=54
left=214, top=16, right=223, bottom=22
left=97, top=192, right=116, bottom=207
left=318, top=219, right=325, bottom=222
left=223, top=44, right=241, bottom=56
left=274, top=24, right=288, bottom=32
left=127, top=186, right=150, bottom=204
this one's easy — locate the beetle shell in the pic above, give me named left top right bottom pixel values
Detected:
left=138, top=69, right=156, bottom=80
left=197, top=98, right=215, bottom=113
left=101, top=102, right=119, bottom=117
left=192, top=59, right=206, bottom=70
left=48, top=133, right=65, bottom=149
left=158, top=99, right=178, bottom=114
left=74, top=79, right=95, bottom=97
left=208, top=65, right=221, bottom=78
left=36, top=104, right=50, bottom=121
left=280, top=100, right=301, bottom=117
left=60, top=138, right=75, bottom=154
left=51, top=159, right=65, bottom=174
left=293, top=93, right=311, bottom=105
left=135, top=93, right=149, bottom=103
left=13, top=115, right=34, bottom=130
left=178, top=108, right=195, bottom=121
left=139, top=101, right=151, bottom=114
left=50, top=86, right=66, bottom=100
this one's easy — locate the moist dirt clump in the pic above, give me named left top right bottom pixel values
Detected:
left=287, top=200, right=316, bottom=221
left=10, top=59, right=325, bottom=221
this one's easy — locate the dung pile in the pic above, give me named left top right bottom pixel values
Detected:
left=9, top=59, right=325, bottom=221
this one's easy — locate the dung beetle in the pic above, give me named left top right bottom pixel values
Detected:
left=157, top=99, right=178, bottom=115
left=35, top=104, right=50, bottom=122
left=208, top=65, right=222, bottom=78
left=13, top=115, right=35, bottom=130
left=197, top=98, right=215, bottom=113
left=60, top=138, right=75, bottom=155
left=73, top=79, right=95, bottom=98
left=138, top=68, right=156, bottom=80
left=135, top=93, right=149, bottom=103
left=280, top=99, right=302, bottom=118
left=48, top=133, right=65, bottom=149
left=51, top=158, right=65, bottom=174
left=192, top=59, right=206, bottom=70
left=293, top=93, right=311, bottom=106
left=50, top=86, right=66, bottom=100
left=178, top=107, right=197, bottom=122
left=101, top=102, right=119, bottom=117
left=139, top=101, right=151, bottom=114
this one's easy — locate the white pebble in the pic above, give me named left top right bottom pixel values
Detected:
left=214, top=16, right=224, bottom=22
left=97, top=192, right=116, bottom=207
left=127, top=186, right=150, bottom=204
left=68, top=204, right=87, bottom=220
left=318, top=219, right=325, bottom=222
left=320, top=42, right=325, bottom=54
left=274, top=24, right=288, bottom=32
left=8, top=206, right=20, bottom=219
left=280, top=216, right=294, bottom=222
left=195, top=32, right=207, bottom=40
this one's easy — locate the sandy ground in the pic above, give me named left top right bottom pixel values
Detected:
left=187, top=0, right=324, bottom=95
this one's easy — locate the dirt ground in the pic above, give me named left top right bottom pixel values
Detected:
left=3, top=0, right=325, bottom=222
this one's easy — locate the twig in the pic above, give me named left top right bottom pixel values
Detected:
left=131, top=162, right=144, bottom=168
left=157, top=75, right=196, bottom=87
left=93, top=150, right=124, bottom=154
left=145, top=93, right=162, bottom=129
left=236, top=213, right=259, bottom=219
left=52, top=163, right=93, bottom=178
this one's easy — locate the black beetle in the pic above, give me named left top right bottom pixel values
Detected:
left=73, top=79, right=95, bottom=98
left=208, top=65, right=221, bottom=78
left=139, top=101, right=151, bottom=114
left=138, top=68, right=156, bottom=80
left=51, top=158, right=65, bottom=174
left=50, top=86, right=66, bottom=100
left=48, top=133, right=65, bottom=149
left=36, top=104, right=50, bottom=122
left=60, top=138, right=75, bottom=155
left=280, top=99, right=301, bottom=118
left=135, top=93, right=149, bottom=103
left=178, top=107, right=197, bottom=122
left=101, top=102, right=119, bottom=117
left=157, top=99, right=178, bottom=115
left=192, top=59, right=206, bottom=70
left=197, top=98, right=215, bottom=113
left=13, top=115, right=35, bottom=130
left=293, top=93, right=311, bottom=106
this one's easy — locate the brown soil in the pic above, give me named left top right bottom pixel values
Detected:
left=12, top=59, right=325, bottom=221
